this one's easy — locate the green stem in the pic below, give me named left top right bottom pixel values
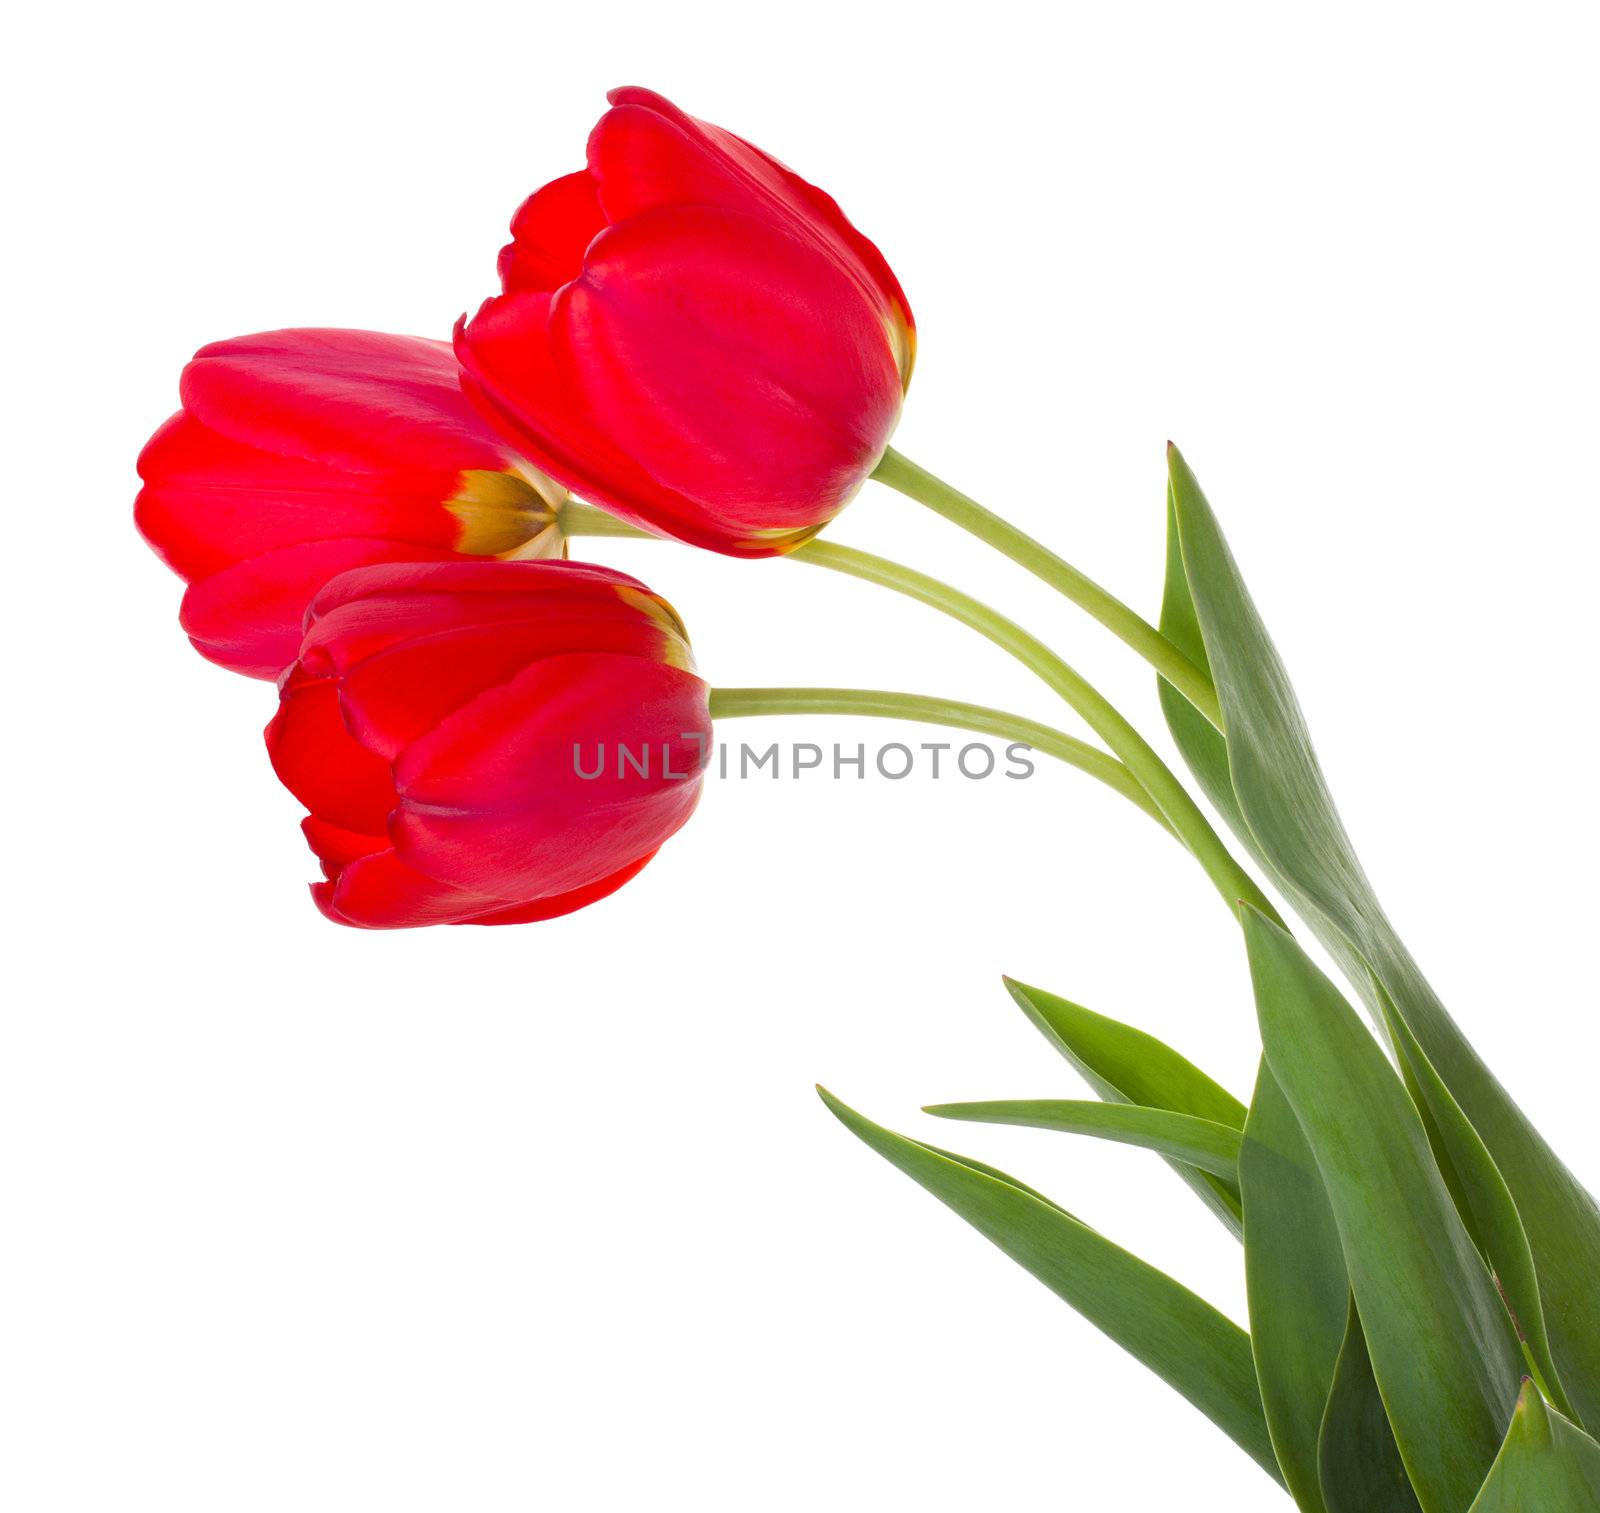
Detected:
left=789, top=539, right=1276, bottom=920
left=562, top=500, right=1272, bottom=916
left=707, top=687, right=1176, bottom=835
left=872, top=447, right=1224, bottom=730
left=560, top=501, right=654, bottom=538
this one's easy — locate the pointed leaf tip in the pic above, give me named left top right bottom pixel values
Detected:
left=1466, top=1377, right=1600, bottom=1508
left=819, top=1093, right=1282, bottom=1483
left=1000, top=978, right=1247, bottom=1233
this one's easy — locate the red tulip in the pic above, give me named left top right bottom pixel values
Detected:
left=265, top=559, right=709, bottom=929
left=455, top=86, right=914, bottom=558
left=136, top=329, right=568, bottom=679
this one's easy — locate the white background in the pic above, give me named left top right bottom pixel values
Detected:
left=5, top=2, right=1598, bottom=1508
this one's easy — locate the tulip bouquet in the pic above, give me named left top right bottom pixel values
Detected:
left=136, top=87, right=1600, bottom=1508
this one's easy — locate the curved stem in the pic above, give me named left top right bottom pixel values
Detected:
left=789, top=539, right=1277, bottom=920
left=561, top=499, right=1273, bottom=916
left=707, top=686, right=1176, bottom=835
left=872, top=447, right=1224, bottom=730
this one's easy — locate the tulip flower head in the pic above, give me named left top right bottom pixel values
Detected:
left=266, top=559, right=710, bottom=928
left=136, top=329, right=569, bottom=679
left=456, top=87, right=915, bottom=558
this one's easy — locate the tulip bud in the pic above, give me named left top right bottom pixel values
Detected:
left=136, top=329, right=569, bottom=679
left=265, top=559, right=709, bottom=928
left=455, top=86, right=914, bottom=558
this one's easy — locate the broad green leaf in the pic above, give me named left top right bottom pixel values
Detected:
left=817, top=1086, right=1284, bottom=1485
left=1239, top=1060, right=1348, bottom=1511
left=1317, top=1300, right=1423, bottom=1513
left=1468, top=1380, right=1600, bottom=1511
left=1005, top=978, right=1245, bottom=1233
left=923, top=1098, right=1242, bottom=1180
left=1375, top=981, right=1576, bottom=1422
left=1243, top=910, right=1525, bottom=1512
left=1163, top=445, right=1600, bottom=1426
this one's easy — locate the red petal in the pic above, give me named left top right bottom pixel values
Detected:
left=287, top=556, right=689, bottom=766
left=455, top=292, right=709, bottom=544
left=334, top=610, right=676, bottom=758
left=463, top=851, right=658, bottom=924
left=296, top=559, right=677, bottom=681
left=179, top=329, right=514, bottom=473
left=265, top=674, right=398, bottom=833
left=136, top=411, right=462, bottom=583
left=305, top=557, right=655, bottom=617
left=499, top=170, right=607, bottom=293
left=556, top=207, right=902, bottom=522
left=729, top=131, right=916, bottom=386
left=588, top=92, right=763, bottom=223
left=177, top=537, right=462, bottom=680
left=311, top=845, right=656, bottom=929
left=311, top=846, right=524, bottom=928
left=301, top=815, right=388, bottom=876
left=392, top=653, right=709, bottom=900
left=593, top=88, right=913, bottom=378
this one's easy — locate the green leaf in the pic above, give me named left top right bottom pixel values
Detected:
left=1468, top=1380, right=1600, bottom=1511
left=1239, top=1060, right=1348, bottom=1511
left=922, top=1098, right=1243, bottom=1180
left=1158, top=483, right=1249, bottom=840
left=1243, top=909, right=1525, bottom=1512
left=1004, top=978, right=1245, bottom=1233
left=1004, top=979, right=1246, bottom=1127
left=1163, top=445, right=1600, bottom=1426
left=1317, top=1300, right=1423, bottom=1513
left=1375, top=981, right=1577, bottom=1422
left=816, top=1086, right=1284, bottom=1486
